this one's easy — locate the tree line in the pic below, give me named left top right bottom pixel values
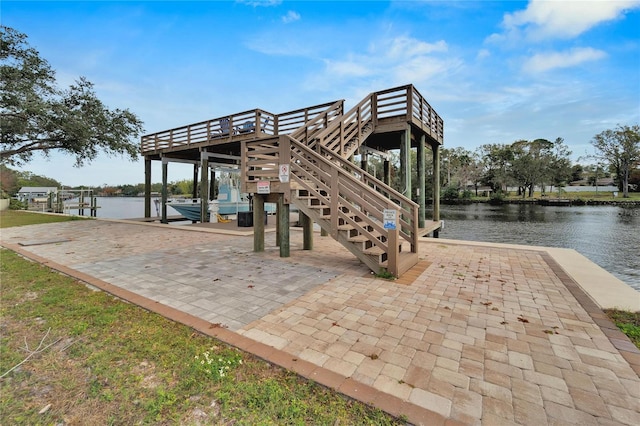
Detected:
left=444, top=126, right=639, bottom=199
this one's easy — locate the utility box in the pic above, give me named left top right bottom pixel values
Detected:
left=238, top=211, right=253, bottom=227
left=237, top=211, right=268, bottom=227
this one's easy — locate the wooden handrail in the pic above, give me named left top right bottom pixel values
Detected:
left=289, top=137, right=419, bottom=253
left=290, top=100, right=344, bottom=146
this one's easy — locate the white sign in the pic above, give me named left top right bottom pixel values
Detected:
left=383, top=208, right=397, bottom=230
left=279, top=164, right=290, bottom=183
left=257, top=181, right=270, bottom=194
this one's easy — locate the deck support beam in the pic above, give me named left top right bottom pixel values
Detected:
left=277, top=195, right=290, bottom=257
left=301, top=212, right=313, bottom=250
left=199, top=153, right=209, bottom=223
left=144, top=157, right=151, bottom=218
left=360, top=151, right=368, bottom=174
left=383, top=159, right=390, bottom=186
left=192, top=164, right=199, bottom=199
left=432, top=144, right=441, bottom=238
left=400, top=126, right=412, bottom=198
left=161, top=158, right=168, bottom=224
left=210, top=169, right=216, bottom=200
left=418, top=134, right=426, bottom=228
left=253, top=195, right=265, bottom=252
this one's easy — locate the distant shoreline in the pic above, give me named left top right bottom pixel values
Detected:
left=441, top=198, right=640, bottom=206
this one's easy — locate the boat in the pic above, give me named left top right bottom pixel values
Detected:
left=166, top=183, right=273, bottom=221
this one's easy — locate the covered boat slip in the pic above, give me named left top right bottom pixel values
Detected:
left=141, top=84, right=444, bottom=277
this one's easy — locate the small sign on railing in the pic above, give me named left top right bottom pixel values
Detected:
left=383, top=208, right=397, bottom=230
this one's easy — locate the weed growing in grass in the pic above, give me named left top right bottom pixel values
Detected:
left=605, top=309, right=640, bottom=349
left=195, top=346, right=242, bottom=380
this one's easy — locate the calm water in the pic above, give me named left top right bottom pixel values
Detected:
left=72, top=197, right=639, bottom=290
left=439, top=203, right=640, bottom=291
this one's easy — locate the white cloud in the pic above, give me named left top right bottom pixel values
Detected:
left=282, top=10, right=300, bottom=24
left=386, top=37, right=448, bottom=59
left=324, top=58, right=371, bottom=78
left=501, top=0, right=640, bottom=40
left=523, top=47, right=607, bottom=73
left=476, top=49, right=490, bottom=60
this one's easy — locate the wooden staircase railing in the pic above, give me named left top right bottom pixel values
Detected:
left=311, top=92, right=374, bottom=158
left=242, top=135, right=419, bottom=277
left=290, top=100, right=344, bottom=145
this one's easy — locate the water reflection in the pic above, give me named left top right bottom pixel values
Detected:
left=440, top=204, right=640, bottom=290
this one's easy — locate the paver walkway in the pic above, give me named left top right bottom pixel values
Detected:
left=1, top=219, right=639, bottom=425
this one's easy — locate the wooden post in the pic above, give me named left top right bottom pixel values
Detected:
left=144, top=157, right=151, bottom=218
left=277, top=194, right=290, bottom=257
left=418, top=134, right=426, bottom=228
left=253, top=194, right=265, bottom=252
left=192, top=164, right=199, bottom=199
left=161, top=158, right=168, bottom=224
left=383, top=159, right=390, bottom=186
left=360, top=151, right=368, bottom=175
left=301, top=212, right=313, bottom=250
left=210, top=169, right=216, bottom=200
left=432, top=144, right=441, bottom=237
left=91, top=192, right=97, bottom=217
left=387, top=225, right=399, bottom=278
left=275, top=203, right=281, bottom=246
left=200, top=153, right=208, bottom=223
left=401, top=126, right=412, bottom=199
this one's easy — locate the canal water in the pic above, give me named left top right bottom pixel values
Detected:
left=75, top=197, right=639, bottom=291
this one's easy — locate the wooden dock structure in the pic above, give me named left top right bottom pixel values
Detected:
left=141, top=84, right=444, bottom=277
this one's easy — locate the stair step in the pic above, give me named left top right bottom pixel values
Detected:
left=348, top=235, right=369, bottom=243
left=363, top=246, right=384, bottom=256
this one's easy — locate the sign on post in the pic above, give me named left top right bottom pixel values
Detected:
left=383, top=208, right=397, bottom=230
left=279, top=164, right=290, bottom=183
left=257, top=181, right=270, bottom=194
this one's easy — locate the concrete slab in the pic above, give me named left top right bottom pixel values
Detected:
left=1, top=219, right=639, bottom=426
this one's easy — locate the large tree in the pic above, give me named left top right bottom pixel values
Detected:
left=591, top=124, right=640, bottom=198
left=0, top=26, right=143, bottom=166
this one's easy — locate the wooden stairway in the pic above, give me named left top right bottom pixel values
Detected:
left=287, top=137, right=419, bottom=277
left=243, top=86, right=430, bottom=277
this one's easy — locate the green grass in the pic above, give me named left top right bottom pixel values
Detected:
left=0, top=209, right=89, bottom=228
left=0, top=210, right=400, bottom=425
left=604, top=309, right=640, bottom=349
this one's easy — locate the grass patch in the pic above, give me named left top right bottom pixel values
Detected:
left=0, top=212, right=400, bottom=424
left=604, top=309, right=640, bottom=349
left=0, top=210, right=88, bottom=228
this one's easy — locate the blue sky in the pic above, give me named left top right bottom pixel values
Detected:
left=3, top=0, right=639, bottom=187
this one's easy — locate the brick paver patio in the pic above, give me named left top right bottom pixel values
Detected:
left=2, top=219, right=638, bottom=425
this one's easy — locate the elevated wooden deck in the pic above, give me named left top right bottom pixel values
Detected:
left=140, top=84, right=443, bottom=161
left=141, top=84, right=444, bottom=277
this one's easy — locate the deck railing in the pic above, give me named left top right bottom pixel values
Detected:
left=140, top=101, right=341, bottom=155
left=409, top=85, right=444, bottom=142
left=140, top=109, right=276, bottom=154
left=312, top=84, right=443, bottom=158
